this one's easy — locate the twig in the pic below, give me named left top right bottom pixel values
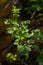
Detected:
left=0, top=44, right=14, bottom=55
left=30, top=10, right=36, bottom=19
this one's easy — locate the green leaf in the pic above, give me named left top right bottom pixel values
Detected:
left=4, top=19, right=12, bottom=24
left=37, top=7, right=41, bottom=11
left=7, top=27, right=14, bottom=34
left=37, top=54, right=43, bottom=62
left=12, top=55, right=17, bottom=61
left=32, top=44, right=40, bottom=51
left=12, top=6, right=20, bottom=14
left=17, top=45, right=32, bottom=55
left=27, top=39, right=35, bottom=44
left=6, top=53, right=12, bottom=58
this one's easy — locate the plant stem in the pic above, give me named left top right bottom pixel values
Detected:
left=30, top=10, right=36, bottom=19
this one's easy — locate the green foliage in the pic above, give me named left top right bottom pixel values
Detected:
left=6, top=53, right=17, bottom=61
left=37, top=50, right=43, bottom=65
left=29, top=0, right=42, bottom=11
left=12, top=6, right=20, bottom=15
left=20, top=0, right=43, bottom=19
left=5, top=5, right=43, bottom=62
left=32, top=29, right=43, bottom=41
left=17, top=45, right=32, bottom=54
left=12, top=6, right=20, bottom=21
left=32, top=44, right=40, bottom=51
